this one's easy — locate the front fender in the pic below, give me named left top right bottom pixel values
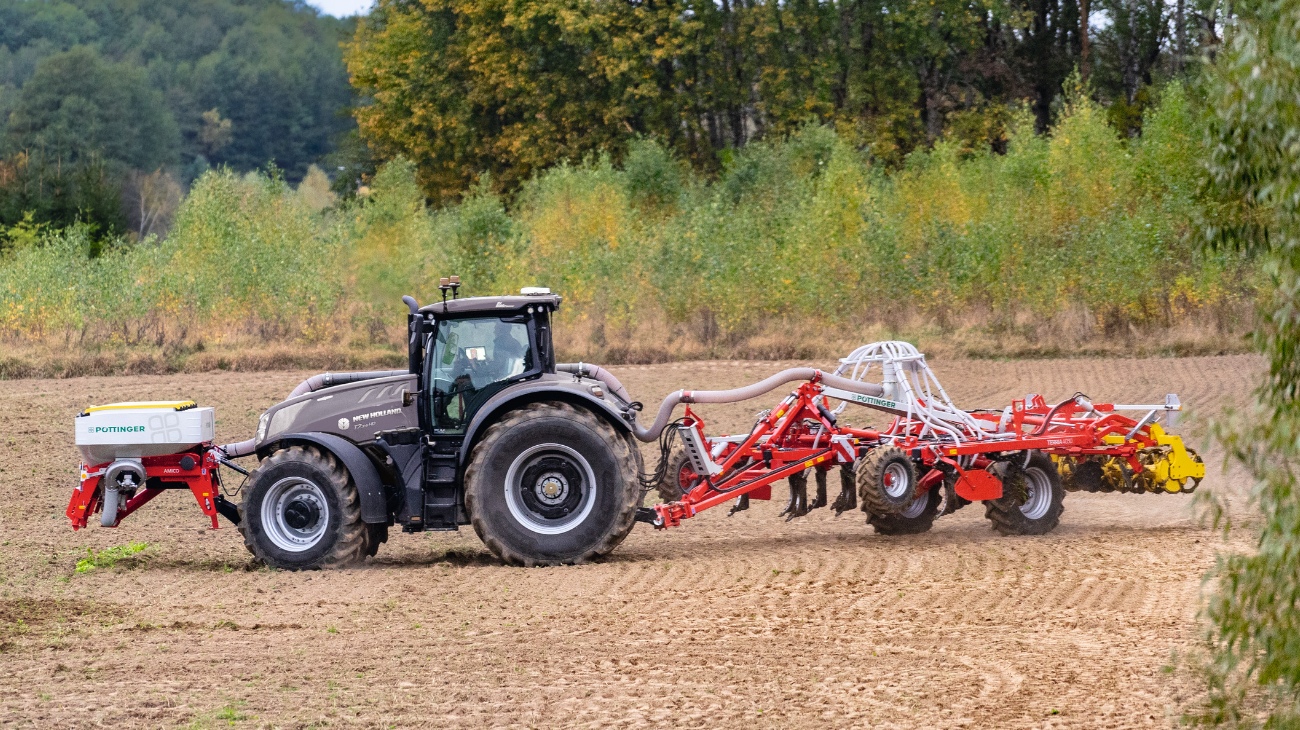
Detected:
left=258, top=432, right=389, bottom=524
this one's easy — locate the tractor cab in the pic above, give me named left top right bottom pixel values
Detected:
left=409, top=281, right=561, bottom=436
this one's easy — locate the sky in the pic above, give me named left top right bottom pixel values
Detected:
left=304, top=0, right=371, bottom=17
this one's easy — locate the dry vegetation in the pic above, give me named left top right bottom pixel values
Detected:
left=0, top=84, right=1257, bottom=378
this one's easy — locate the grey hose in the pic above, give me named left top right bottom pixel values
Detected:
left=630, top=368, right=885, bottom=442
left=556, top=363, right=633, bottom=404
left=287, top=370, right=409, bottom=399
left=221, top=438, right=257, bottom=458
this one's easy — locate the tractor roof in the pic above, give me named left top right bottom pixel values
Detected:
left=418, top=293, right=562, bottom=317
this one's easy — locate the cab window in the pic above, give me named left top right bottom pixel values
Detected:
left=427, top=317, right=533, bottom=431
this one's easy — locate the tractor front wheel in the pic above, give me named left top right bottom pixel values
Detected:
left=464, top=402, right=641, bottom=566
left=239, top=445, right=369, bottom=570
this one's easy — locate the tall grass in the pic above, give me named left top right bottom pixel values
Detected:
left=0, top=83, right=1256, bottom=375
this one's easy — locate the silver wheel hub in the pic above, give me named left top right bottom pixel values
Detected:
left=535, top=472, right=570, bottom=504
left=900, top=491, right=928, bottom=518
left=261, top=476, right=330, bottom=553
left=1019, top=467, right=1053, bottom=520
left=505, top=443, right=598, bottom=535
left=883, top=462, right=911, bottom=499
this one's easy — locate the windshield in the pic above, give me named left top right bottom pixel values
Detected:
left=428, top=317, right=533, bottom=431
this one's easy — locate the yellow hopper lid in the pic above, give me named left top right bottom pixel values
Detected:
left=80, top=400, right=196, bottom=416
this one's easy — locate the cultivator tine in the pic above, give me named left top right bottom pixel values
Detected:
left=782, top=472, right=810, bottom=521
left=728, top=494, right=750, bottom=516
left=831, top=465, right=857, bottom=516
left=810, top=469, right=828, bottom=511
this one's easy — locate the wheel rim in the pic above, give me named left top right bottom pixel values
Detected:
left=1019, top=466, right=1053, bottom=520
left=883, top=462, right=911, bottom=499
left=899, top=491, right=929, bottom=518
left=504, top=443, right=598, bottom=535
left=677, top=462, right=699, bottom=494
left=261, top=476, right=330, bottom=552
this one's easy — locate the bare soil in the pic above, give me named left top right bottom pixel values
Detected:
left=0, top=355, right=1260, bottom=728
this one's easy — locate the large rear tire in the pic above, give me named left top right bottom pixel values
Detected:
left=984, top=451, right=1065, bottom=536
left=239, top=445, right=368, bottom=570
left=464, top=402, right=640, bottom=566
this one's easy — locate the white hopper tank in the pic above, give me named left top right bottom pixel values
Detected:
left=75, top=401, right=215, bottom=465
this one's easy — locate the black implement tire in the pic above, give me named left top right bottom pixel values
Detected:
left=464, top=402, right=640, bottom=567
left=868, top=483, right=942, bottom=535
left=239, top=445, right=368, bottom=570
left=857, top=446, right=919, bottom=515
left=985, top=451, right=1065, bottom=536
left=655, top=442, right=698, bottom=503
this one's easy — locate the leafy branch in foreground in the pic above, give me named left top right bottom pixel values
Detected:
left=1192, top=0, right=1300, bottom=724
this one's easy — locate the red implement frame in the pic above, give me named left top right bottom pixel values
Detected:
left=653, top=376, right=1167, bottom=528
left=67, top=445, right=225, bottom=530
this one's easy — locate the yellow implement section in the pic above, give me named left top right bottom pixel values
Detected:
left=1136, top=423, right=1206, bottom=493
left=81, top=400, right=197, bottom=415
left=1057, top=423, right=1206, bottom=494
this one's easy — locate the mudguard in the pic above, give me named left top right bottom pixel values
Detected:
left=459, top=378, right=633, bottom=464
left=258, top=432, right=389, bottom=524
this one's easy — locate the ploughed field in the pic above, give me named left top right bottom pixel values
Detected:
left=0, top=355, right=1259, bottom=728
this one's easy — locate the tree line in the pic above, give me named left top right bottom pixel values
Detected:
left=0, top=0, right=355, bottom=241
left=0, top=0, right=1230, bottom=238
left=348, top=0, right=1224, bottom=203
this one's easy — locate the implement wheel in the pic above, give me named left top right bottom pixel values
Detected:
left=239, top=445, right=369, bottom=570
left=464, top=402, right=640, bottom=566
left=868, top=483, right=942, bottom=535
left=984, top=451, right=1065, bottom=536
left=857, top=446, right=919, bottom=515
left=655, top=442, right=698, bottom=503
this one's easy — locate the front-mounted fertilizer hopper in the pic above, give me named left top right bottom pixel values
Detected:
left=65, top=280, right=1206, bottom=569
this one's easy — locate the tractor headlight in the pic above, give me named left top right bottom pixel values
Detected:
left=256, top=412, right=270, bottom=443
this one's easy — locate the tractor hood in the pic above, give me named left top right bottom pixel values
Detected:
left=256, top=373, right=419, bottom=449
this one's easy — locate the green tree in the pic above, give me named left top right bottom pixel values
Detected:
left=1195, top=0, right=1300, bottom=724
left=0, top=0, right=355, bottom=182
left=349, top=0, right=631, bottom=203
left=4, top=45, right=178, bottom=170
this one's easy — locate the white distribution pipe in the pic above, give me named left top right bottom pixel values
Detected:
left=630, top=368, right=884, bottom=442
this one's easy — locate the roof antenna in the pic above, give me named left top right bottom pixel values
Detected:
left=439, top=277, right=451, bottom=309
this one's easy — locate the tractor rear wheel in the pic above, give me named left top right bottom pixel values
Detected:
left=857, top=447, right=919, bottom=515
left=464, top=401, right=640, bottom=566
left=239, top=445, right=368, bottom=570
left=868, top=483, right=942, bottom=535
left=655, top=442, right=698, bottom=503
left=984, top=451, right=1065, bottom=536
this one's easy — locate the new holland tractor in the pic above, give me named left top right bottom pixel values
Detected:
left=68, top=279, right=1204, bottom=569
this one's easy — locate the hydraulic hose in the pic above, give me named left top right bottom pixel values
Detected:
left=630, top=368, right=885, bottom=442
left=556, top=362, right=633, bottom=404
left=287, top=369, right=409, bottom=399
left=220, top=438, right=257, bottom=458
